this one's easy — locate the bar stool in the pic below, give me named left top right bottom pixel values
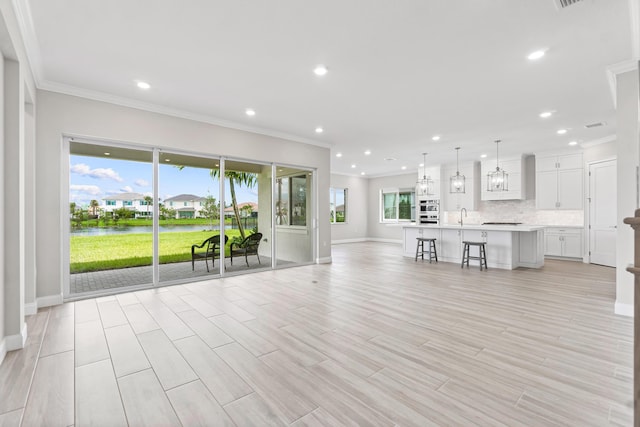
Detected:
left=415, top=238, right=438, bottom=263
left=461, top=241, right=488, bottom=271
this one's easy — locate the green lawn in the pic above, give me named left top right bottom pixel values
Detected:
left=70, top=230, right=244, bottom=273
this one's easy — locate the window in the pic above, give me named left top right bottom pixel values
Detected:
left=123, top=200, right=132, bottom=206
left=276, top=174, right=307, bottom=226
left=106, top=200, right=116, bottom=206
left=330, top=188, right=347, bottom=223
left=380, top=189, right=415, bottom=222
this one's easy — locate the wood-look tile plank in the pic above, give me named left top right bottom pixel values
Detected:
left=223, top=393, right=287, bottom=427
left=122, top=303, right=160, bottom=335
left=75, top=319, right=109, bottom=367
left=179, top=294, right=223, bottom=317
left=0, top=311, right=49, bottom=414
left=0, top=409, right=22, bottom=427
left=104, top=324, right=150, bottom=377
left=75, top=359, right=127, bottom=426
left=209, top=314, right=276, bottom=357
left=22, top=351, right=74, bottom=427
left=117, top=369, right=180, bottom=426
left=137, top=329, right=198, bottom=390
left=97, top=300, right=129, bottom=329
left=166, top=380, right=235, bottom=427
left=145, top=304, right=195, bottom=341
left=40, top=311, right=74, bottom=357
left=174, top=335, right=253, bottom=405
left=215, top=342, right=317, bottom=424
left=176, top=309, right=233, bottom=348
left=290, top=407, right=344, bottom=427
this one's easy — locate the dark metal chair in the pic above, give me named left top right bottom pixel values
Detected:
left=230, top=233, right=263, bottom=267
left=191, top=234, right=228, bottom=272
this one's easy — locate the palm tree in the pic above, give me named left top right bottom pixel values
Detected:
left=211, top=170, right=257, bottom=240
left=89, top=199, right=100, bottom=217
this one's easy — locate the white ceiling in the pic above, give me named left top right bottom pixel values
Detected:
left=17, top=0, right=637, bottom=176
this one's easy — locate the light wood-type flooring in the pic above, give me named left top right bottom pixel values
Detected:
left=0, top=242, right=633, bottom=426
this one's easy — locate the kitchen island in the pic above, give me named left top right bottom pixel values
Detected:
left=403, top=224, right=545, bottom=269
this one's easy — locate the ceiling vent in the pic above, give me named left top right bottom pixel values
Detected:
left=553, top=0, right=583, bottom=9
left=584, top=121, right=606, bottom=129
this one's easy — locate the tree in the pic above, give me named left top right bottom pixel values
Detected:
left=89, top=200, right=100, bottom=217
left=200, top=195, right=219, bottom=230
left=213, top=171, right=257, bottom=240
left=144, top=195, right=153, bottom=216
left=69, top=202, right=77, bottom=216
left=241, top=203, right=253, bottom=218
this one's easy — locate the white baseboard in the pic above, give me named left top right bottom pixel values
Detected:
left=37, top=293, right=63, bottom=308
left=366, top=238, right=402, bottom=244
left=0, top=322, right=28, bottom=366
left=317, top=256, right=332, bottom=264
left=0, top=337, right=6, bottom=366
left=331, top=238, right=367, bottom=245
left=24, top=301, right=37, bottom=316
left=614, top=301, right=634, bottom=317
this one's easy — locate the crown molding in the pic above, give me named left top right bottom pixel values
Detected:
left=38, top=80, right=333, bottom=150
left=12, top=0, right=43, bottom=82
left=606, top=59, right=639, bottom=108
left=579, top=134, right=617, bottom=148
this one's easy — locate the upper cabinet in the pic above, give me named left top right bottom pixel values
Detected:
left=535, top=152, right=583, bottom=210
left=481, top=156, right=528, bottom=201
left=441, top=161, right=480, bottom=211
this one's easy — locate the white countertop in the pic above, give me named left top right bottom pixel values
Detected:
left=404, top=223, right=546, bottom=232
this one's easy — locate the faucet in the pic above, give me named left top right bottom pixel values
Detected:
left=459, top=208, right=467, bottom=227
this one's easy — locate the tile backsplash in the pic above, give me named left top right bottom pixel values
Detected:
left=443, top=199, right=583, bottom=226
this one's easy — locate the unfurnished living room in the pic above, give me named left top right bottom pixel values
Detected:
left=0, top=1, right=639, bottom=426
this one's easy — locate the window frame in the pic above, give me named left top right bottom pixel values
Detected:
left=380, top=188, right=416, bottom=223
left=276, top=173, right=308, bottom=228
left=329, top=187, right=347, bottom=224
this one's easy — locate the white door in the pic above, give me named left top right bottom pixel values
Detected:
left=589, top=159, right=616, bottom=267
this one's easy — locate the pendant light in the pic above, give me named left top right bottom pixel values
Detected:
left=449, top=147, right=466, bottom=193
left=487, top=139, right=508, bottom=192
left=417, top=152, right=434, bottom=196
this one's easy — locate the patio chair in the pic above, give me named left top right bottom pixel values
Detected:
left=230, top=233, right=263, bottom=267
left=191, top=234, right=228, bottom=272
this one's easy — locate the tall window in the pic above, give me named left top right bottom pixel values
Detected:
left=276, top=174, right=307, bottom=226
left=330, top=188, right=347, bottom=223
left=380, top=188, right=415, bottom=222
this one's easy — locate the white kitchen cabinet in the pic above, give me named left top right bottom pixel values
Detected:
left=441, top=161, right=480, bottom=211
left=461, top=229, right=514, bottom=269
left=481, top=156, right=526, bottom=201
left=403, top=226, right=440, bottom=257
left=544, top=227, right=583, bottom=259
left=535, top=152, right=583, bottom=210
left=440, top=229, right=462, bottom=262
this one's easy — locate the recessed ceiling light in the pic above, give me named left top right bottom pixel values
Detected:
left=480, top=154, right=487, bottom=158
left=557, top=129, right=568, bottom=135
left=568, top=141, right=578, bottom=146
left=137, top=81, right=151, bottom=90
left=364, top=150, right=371, bottom=155
left=245, top=108, right=256, bottom=116
left=432, top=135, right=441, bottom=141
left=336, top=152, right=342, bottom=158
left=401, top=166, right=407, bottom=170
left=539, top=111, right=553, bottom=118
left=313, top=65, right=328, bottom=76
left=351, top=164, right=356, bottom=168
left=315, top=127, right=324, bottom=134
left=419, top=163, right=424, bottom=167
left=527, top=50, right=546, bottom=60
left=104, top=152, right=110, bottom=156
left=361, top=172, right=365, bottom=176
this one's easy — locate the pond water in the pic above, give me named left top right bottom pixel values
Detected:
left=71, top=224, right=233, bottom=236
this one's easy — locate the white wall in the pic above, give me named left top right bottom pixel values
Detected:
left=330, top=174, right=368, bottom=243
left=35, top=90, right=331, bottom=301
left=366, top=173, right=416, bottom=242
left=616, top=69, right=639, bottom=315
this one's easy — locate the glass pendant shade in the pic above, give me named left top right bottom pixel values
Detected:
left=449, top=147, right=466, bottom=193
left=486, top=140, right=508, bottom=192
left=417, top=152, right=434, bottom=196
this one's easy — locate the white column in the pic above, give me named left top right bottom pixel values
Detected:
left=3, top=57, right=26, bottom=349
left=616, top=67, right=640, bottom=315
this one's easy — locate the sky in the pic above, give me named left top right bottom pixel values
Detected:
left=70, top=155, right=258, bottom=207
